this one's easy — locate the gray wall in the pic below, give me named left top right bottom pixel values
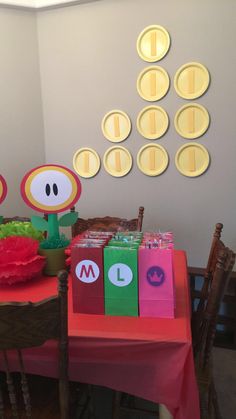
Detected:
left=0, top=7, right=45, bottom=216
left=36, top=0, right=236, bottom=266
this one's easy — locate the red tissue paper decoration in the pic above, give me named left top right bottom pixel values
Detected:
left=0, top=236, right=46, bottom=285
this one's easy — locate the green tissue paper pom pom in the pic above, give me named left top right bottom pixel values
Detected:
left=39, top=234, right=70, bottom=249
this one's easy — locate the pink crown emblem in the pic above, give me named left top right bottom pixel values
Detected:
left=147, top=266, right=165, bottom=287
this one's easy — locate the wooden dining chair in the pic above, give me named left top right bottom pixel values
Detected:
left=188, top=223, right=224, bottom=315
left=0, top=270, right=69, bottom=419
left=193, top=246, right=235, bottom=419
left=70, top=206, right=144, bottom=417
left=70, top=206, right=144, bottom=237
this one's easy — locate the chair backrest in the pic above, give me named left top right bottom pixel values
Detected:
left=193, top=247, right=235, bottom=370
left=205, top=223, right=224, bottom=279
left=0, top=270, right=69, bottom=419
left=71, top=206, right=144, bottom=237
left=195, top=223, right=224, bottom=314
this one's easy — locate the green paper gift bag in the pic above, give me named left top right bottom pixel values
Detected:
left=104, top=246, right=138, bottom=316
left=115, top=232, right=143, bottom=239
left=108, top=240, right=140, bottom=249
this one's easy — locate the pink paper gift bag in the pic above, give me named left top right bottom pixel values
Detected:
left=138, top=247, right=175, bottom=318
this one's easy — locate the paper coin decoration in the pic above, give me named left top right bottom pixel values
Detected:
left=101, top=110, right=131, bottom=142
left=0, top=175, right=7, bottom=205
left=175, top=143, right=210, bottom=177
left=103, top=146, right=132, bottom=177
left=21, top=164, right=82, bottom=213
left=136, top=25, right=170, bottom=62
left=73, top=148, right=100, bottom=178
left=137, top=66, right=170, bottom=101
left=137, top=144, right=169, bottom=176
left=174, top=62, right=210, bottom=99
left=137, top=106, right=169, bottom=139
left=174, top=103, right=210, bottom=139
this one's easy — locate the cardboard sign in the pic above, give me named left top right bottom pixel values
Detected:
left=20, top=164, right=81, bottom=214
left=104, top=247, right=138, bottom=316
left=138, top=247, right=175, bottom=318
left=71, top=244, right=104, bottom=314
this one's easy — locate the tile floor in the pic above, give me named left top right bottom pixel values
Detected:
left=213, top=347, right=236, bottom=419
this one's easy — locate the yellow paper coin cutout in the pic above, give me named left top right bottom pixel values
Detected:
left=137, top=25, right=170, bottom=62
left=174, top=62, right=210, bottom=99
left=73, top=148, right=101, bottom=178
left=103, top=146, right=133, bottom=177
left=101, top=110, right=131, bottom=142
left=137, top=144, right=169, bottom=176
left=137, top=66, right=170, bottom=101
left=174, top=103, right=210, bottom=139
left=175, top=143, right=210, bottom=177
left=137, top=106, right=169, bottom=139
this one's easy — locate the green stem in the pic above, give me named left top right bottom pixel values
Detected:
left=48, top=214, right=60, bottom=239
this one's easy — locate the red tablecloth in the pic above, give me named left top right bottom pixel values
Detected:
left=0, top=250, right=200, bottom=419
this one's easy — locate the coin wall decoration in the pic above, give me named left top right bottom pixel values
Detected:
left=73, top=25, right=211, bottom=179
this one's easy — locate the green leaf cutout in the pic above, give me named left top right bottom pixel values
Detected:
left=31, top=215, right=49, bottom=232
left=0, top=216, right=3, bottom=225
left=58, top=211, right=78, bottom=227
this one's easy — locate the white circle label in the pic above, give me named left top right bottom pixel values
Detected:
left=75, top=260, right=100, bottom=283
left=30, top=170, right=73, bottom=207
left=108, top=263, right=133, bottom=287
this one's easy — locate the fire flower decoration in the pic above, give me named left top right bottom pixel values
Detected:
left=0, top=174, right=8, bottom=224
left=20, top=165, right=82, bottom=248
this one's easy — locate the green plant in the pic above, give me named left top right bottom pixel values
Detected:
left=0, top=221, right=44, bottom=241
left=32, top=211, right=78, bottom=250
left=39, top=234, right=70, bottom=250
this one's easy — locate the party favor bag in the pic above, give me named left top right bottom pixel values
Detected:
left=71, top=244, right=104, bottom=314
left=104, top=246, right=138, bottom=316
left=138, top=247, right=175, bottom=318
left=108, top=240, right=140, bottom=249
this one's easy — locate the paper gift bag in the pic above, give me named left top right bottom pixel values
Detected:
left=81, top=231, right=114, bottom=241
left=115, top=232, right=143, bottom=241
left=138, top=247, right=175, bottom=318
left=71, top=244, right=104, bottom=314
left=111, top=233, right=142, bottom=245
left=108, top=240, right=140, bottom=248
left=104, top=246, right=138, bottom=316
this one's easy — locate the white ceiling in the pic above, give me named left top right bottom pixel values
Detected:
left=0, top=0, right=96, bottom=9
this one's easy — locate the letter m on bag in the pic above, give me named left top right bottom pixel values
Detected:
left=80, top=264, right=95, bottom=278
left=76, top=260, right=100, bottom=284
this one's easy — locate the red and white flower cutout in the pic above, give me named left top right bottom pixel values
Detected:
left=20, top=165, right=82, bottom=213
left=0, top=175, right=7, bottom=205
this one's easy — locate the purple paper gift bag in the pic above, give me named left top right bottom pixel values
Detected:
left=138, top=247, right=175, bottom=318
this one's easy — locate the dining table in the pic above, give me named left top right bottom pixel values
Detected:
left=0, top=249, right=200, bottom=419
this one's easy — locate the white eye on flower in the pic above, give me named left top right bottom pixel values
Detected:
left=30, top=170, right=72, bottom=206
left=0, top=175, right=7, bottom=205
left=21, top=165, right=82, bottom=213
